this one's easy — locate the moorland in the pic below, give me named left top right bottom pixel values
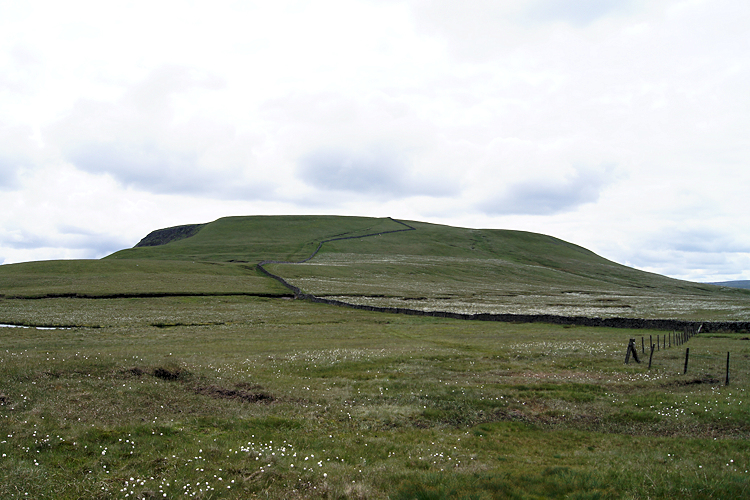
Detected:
left=1, top=215, right=748, bottom=499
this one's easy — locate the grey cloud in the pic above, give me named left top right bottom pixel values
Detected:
left=1, top=227, right=129, bottom=258
left=480, top=166, right=613, bottom=215
left=67, top=139, right=273, bottom=198
left=69, top=141, right=203, bottom=194
left=0, top=156, right=20, bottom=190
left=1, top=232, right=46, bottom=250
left=298, top=147, right=456, bottom=199
left=49, top=65, right=271, bottom=199
left=625, top=247, right=750, bottom=282
left=0, top=124, right=39, bottom=190
left=648, top=228, right=750, bottom=254
left=525, top=0, right=635, bottom=26
left=299, top=148, right=405, bottom=194
left=611, top=226, right=750, bottom=281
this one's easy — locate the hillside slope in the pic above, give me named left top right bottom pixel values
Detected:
left=105, top=215, right=750, bottom=320
left=2, top=215, right=748, bottom=320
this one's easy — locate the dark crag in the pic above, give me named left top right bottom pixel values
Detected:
left=135, top=224, right=206, bottom=247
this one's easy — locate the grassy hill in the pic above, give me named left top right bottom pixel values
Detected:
left=708, top=280, right=750, bottom=290
left=2, top=215, right=750, bottom=499
left=107, top=215, right=403, bottom=263
left=2, top=215, right=749, bottom=319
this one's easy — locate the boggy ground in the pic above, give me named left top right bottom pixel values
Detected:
left=1, top=295, right=749, bottom=499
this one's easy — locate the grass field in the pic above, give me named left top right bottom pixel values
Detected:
left=1, top=297, right=749, bottom=499
left=1, top=215, right=749, bottom=498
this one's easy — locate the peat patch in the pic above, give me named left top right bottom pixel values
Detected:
left=125, top=365, right=274, bottom=403
left=153, top=366, right=188, bottom=381
left=663, top=375, right=721, bottom=387
left=195, top=385, right=274, bottom=404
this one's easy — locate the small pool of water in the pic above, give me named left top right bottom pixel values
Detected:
left=0, top=323, right=68, bottom=330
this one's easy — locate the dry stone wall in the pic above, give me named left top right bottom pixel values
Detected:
left=258, top=219, right=750, bottom=333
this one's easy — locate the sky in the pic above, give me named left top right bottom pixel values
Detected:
left=1, top=0, right=749, bottom=282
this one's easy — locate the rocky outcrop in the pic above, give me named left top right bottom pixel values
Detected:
left=135, top=223, right=206, bottom=247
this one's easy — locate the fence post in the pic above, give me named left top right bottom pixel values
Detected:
left=648, top=343, right=655, bottom=369
left=625, top=339, right=632, bottom=364
left=726, top=352, right=730, bottom=386
left=642, top=336, right=645, bottom=354
left=625, top=339, right=640, bottom=364
left=657, top=334, right=660, bottom=351
left=683, top=348, right=690, bottom=374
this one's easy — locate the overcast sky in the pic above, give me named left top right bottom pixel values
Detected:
left=1, top=0, right=749, bottom=282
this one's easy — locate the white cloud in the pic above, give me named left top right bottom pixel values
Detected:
left=48, top=66, right=273, bottom=198
left=0, top=0, right=749, bottom=282
left=524, top=0, right=638, bottom=26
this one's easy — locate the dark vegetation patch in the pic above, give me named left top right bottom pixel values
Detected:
left=9, top=292, right=290, bottom=300
left=153, top=366, right=189, bottom=381
left=125, top=365, right=274, bottom=403
left=126, top=367, right=145, bottom=377
left=151, top=321, right=226, bottom=328
left=195, top=385, right=275, bottom=404
left=664, top=375, right=721, bottom=387
left=394, top=468, right=615, bottom=500
left=135, top=223, right=206, bottom=247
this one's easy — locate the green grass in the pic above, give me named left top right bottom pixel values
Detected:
left=1, top=215, right=750, bottom=498
left=1, top=297, right=749, bottom=499
left=2, top=215, right=748, bottom=319
left=107, top=215, right=406, bottom=263
left=0, top=259, right=287, bottom=299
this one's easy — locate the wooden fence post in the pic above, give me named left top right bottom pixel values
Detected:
left=625, top=339, right=632, bottom=364
left=726, top=352, right=730, bottom=386
left=648, top=344, right=655, bottom=369
left=624, top=339, right=640, bottom=364
left=683, top=348, right=690, bottom=374
left=642, top=336, right=645, bottom=354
